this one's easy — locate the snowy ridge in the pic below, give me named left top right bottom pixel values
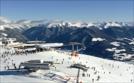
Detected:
left=46, top=20, right=66, bottom=28
left=0, top=16, right=133, bottom=31
left=104, top=22, right=122, bottom=28
left=0, top=17, right=12, bottom=24
left=0, top=17, right=45, bottom=31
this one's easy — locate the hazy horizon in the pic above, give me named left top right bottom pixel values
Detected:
left=1, top=0, right=134, bottom=22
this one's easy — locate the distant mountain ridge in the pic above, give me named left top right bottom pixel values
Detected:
left=1, top=16, right=133, bottom=30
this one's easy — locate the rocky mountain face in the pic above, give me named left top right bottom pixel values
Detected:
left=23, top=25, right=134, bottom=59
left=0, top=17, right=134, bottom=60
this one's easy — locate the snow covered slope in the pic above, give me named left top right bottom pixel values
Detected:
left=0, top=46, right=134, bottom=83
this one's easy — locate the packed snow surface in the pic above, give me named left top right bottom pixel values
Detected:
left=0, top=46, right=134, bottom=83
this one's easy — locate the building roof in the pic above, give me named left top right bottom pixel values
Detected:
left=70, top=63, right=89, bottom=71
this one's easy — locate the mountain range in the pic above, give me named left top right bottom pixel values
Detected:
left=0, top=16, right=134, bottom=60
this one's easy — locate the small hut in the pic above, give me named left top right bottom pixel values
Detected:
left=19, top=60, right=53, bottom=71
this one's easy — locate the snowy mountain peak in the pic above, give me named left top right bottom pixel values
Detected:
left=0, top=17, right=12, bottom=25
left=0, top=17, right=46, bottom=31
left=104, top=22, right=123, bottom=29
left=47, top=20, right=66, bottom=28
left=16, top=19, right=46, bottom=24
left=68, top=21, right=83, bottom=27
left=16, top=20, right=33, bottom=24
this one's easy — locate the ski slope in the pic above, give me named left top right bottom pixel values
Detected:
left=0, top=46, right=134, bottom=83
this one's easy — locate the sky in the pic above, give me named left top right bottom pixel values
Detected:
left=0, top=0, right=134, bottom=22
